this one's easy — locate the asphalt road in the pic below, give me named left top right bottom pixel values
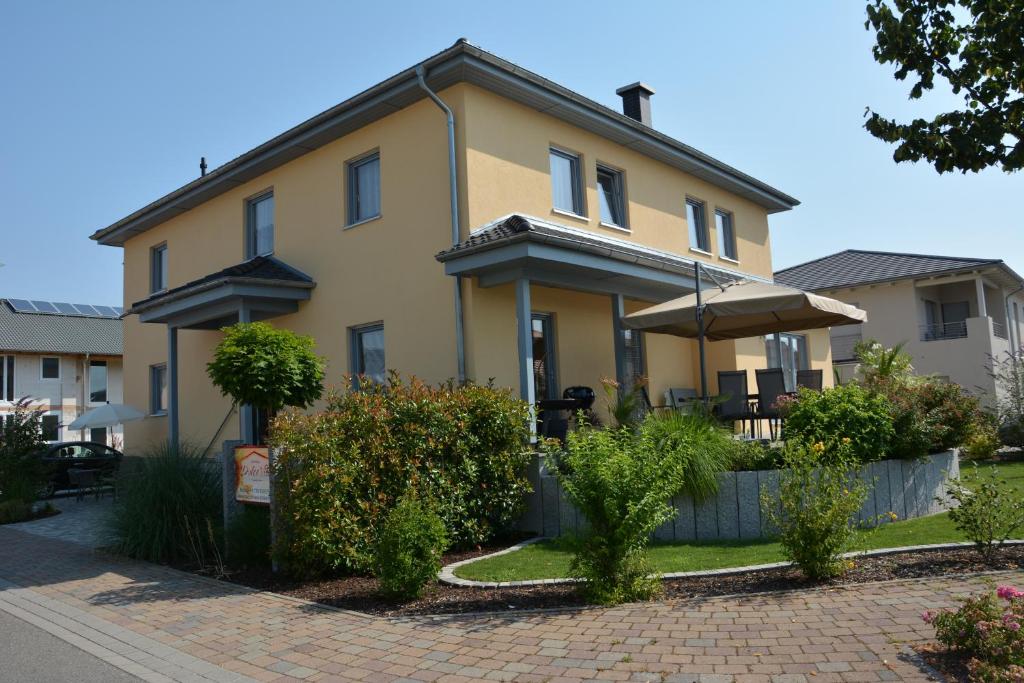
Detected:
left=0, top=608, right=140, bottom=682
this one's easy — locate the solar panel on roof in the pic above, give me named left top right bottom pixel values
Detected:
left=53, top=302, right=79, bottom=315
left=8, top=299, right=36, bottom=312
left=73, top=304, right=100, bottom=316
left=113, top=306, right=124, bottom=315
left=93, top=305, right=118, bottom=317
left=31, top=300, right=58, bottom=313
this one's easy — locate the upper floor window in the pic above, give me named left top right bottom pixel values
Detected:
left=716, top=209, right=737, bottom=261
left=351, top=323, right=385, bottom=388
left=151, top=244, right=168, bottom=293
left=246, top=192, right=274, bottom=258
left=347, top=152, right=381, bottom=225
left=686, top=198, right=710, bottom=253
left=89, top=360, right=107, bottom=403
left=40, top=356, right=60, bottom=380
left=549, top=148, right=584, bottom=216
left=596, top=165, right=626, bottom=228
left=1, top=355, right=14, bottom=401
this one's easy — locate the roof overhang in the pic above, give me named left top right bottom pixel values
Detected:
left=92, top=40, right=798, bottom=247
left=130, top=277, right=314, bottom=330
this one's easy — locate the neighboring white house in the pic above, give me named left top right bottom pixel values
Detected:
left=0, top=298, right=124, bottom=446
left=775, top=250, right=1024, bottom=405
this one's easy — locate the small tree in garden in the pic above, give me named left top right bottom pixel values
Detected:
left=945, top=464, right=1024, bottom=561
left=207, top=322, right=325, bottom=441
left=0, top=399, right=46, bottom=505
left=989, top=350, right=1024, bottom=448
left=762, top=441, right=874, bottom=581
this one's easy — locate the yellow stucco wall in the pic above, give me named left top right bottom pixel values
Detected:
left=117, top=80, right=817, bottom=449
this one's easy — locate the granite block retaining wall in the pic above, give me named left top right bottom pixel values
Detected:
left=518, top=449, right=959, bottom=541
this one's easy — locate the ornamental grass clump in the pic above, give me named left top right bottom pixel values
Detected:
left=549, top=410, right=732, bottom=605
left=924, top=585, right=1024, bottom=681
left=945, top=464, right=1024, bottom=561
left=761, top=441, right=872, bottom=580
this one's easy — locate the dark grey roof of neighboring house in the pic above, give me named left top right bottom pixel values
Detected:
left=0, top=300, right=123, bottom=355
left=774, top=250, right=1011, bottom=292
left=129, top=255, right=314, bottom=314
left=92, top=39, right=798, bottom=247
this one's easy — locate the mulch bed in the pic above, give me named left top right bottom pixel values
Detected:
left=221, top=543, right=1024, bottom=618
left=913, top=643, right=974, bottom=683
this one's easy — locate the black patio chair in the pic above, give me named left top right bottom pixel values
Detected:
left=754, top=368, right=789, bottom=441
left=715, top=371, right=753, bottom=436
left=796, top=369, right=823, bottom=392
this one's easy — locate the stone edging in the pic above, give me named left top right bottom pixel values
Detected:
left=439, top=538, right=1024, bottom=588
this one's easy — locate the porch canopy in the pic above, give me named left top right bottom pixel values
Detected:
left=622, top=276, right=867, bottom=397
left=128, top=255, right=315, bottom=445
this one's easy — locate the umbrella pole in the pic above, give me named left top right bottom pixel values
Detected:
left=696, top=263, right=708, bottom=403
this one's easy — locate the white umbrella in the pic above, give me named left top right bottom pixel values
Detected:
left=68, top=403, right=146, bottom=430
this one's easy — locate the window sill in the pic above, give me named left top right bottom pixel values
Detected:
left=551, top=208, right=588, bottom=223
left=689, top=247, right=713, bottom=257
left=719, top=255, right=740, bottom=265
left=149, top=411, right=167, bottom=418
left=598, top=221, right=630, bottom=234
left=344, top=214, right=382, bottom=230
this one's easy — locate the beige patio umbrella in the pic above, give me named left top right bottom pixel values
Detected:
left=622, top=270, right=867, bottom=398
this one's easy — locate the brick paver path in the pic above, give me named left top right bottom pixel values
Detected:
left=0, top=524, right=1016, bottom=682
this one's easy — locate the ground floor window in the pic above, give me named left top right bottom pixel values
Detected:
left=351, top=323, right=385, bottom=388
left=531, top=313, right=558, bottom=400
left=1, top=355, right=13, bottom=401
left=766, top=332, right=808, bottom=392
left=89, top=360, right=107, bottom=403
left=622, top=329, right=645, bottom=387
left=90, top=426, right=107, bottom=444
left=150, top=364, right=167, bottom=415
left=41, top=412, right=60, bottom=442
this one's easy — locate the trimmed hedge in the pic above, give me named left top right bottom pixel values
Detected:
left=271, top=375, right=532, bottom=575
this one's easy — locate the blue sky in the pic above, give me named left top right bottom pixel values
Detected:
left=1, top=1, right=1019, bottom=305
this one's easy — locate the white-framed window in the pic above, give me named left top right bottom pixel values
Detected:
left=40, top=356, right=60, bottom=380
left=347, top=151, right=381, bottom=225
left=89, top=360, right=107, bottom=404
left=766, top=332, right=808, bottom=392
left=1, top=355, right=14, bottom=401
left=151, top=243, right=168, bottom=293
left=350, top=323, right=385, bottom=388
left=596, top=165, right=626, bottom=228
left=716, top=209, right=738, bottom=261
left=549, top=148, right=584, bottom=216
left=686, top=198, right=710, bottom=253
left=41, top=411, right=61, bottom=442
left=150, top=364, right=167, bottom=415
left=246, top=192, right=274, bottom=258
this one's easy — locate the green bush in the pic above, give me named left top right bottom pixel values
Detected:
left=946, top=464, right=1024, bottom=561
left=109, top=442, right=223, bottom=568
left=272, top=376, right=531, bottom=575
left=782, top=385, right=894, bottom=463
left=0, top=499, right=32, bottom=525
left=990, top=351, right=1024, bottom=449
left=549, top=411, right=730, bottom=605
left=963, top=413, right=1003, bottom=461
left=226, top=505, right=272, bottom=569
left=0, top=399, right=47, bottom=503
left=761, top=442, right=872, bottom=580
left=375, top=492, right=448, bottom=601
left=729, top=439, right=786, bottom=471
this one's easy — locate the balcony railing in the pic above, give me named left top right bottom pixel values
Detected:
left=920, top=321, right=968, bottom=341
left=994, top=321, right=1008, bottom=340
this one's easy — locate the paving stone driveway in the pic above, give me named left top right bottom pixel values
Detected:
left=0, top=507, right=1017, bottom=682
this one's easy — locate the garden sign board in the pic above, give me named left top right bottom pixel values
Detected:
left=234, top=446, right=270, bottom=505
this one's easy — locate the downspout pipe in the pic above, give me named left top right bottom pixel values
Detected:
left=415, top=65, right=466, bottom=384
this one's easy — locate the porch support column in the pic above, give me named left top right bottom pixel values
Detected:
left=238, top=304, right=254, bottom=444
left=611, top=294, right=628, bottom=389
left=515, top=278, right=536, bottom=435
left=167, top=325, right=179, bottom=450
left=976, top=277, right=988, bottom=318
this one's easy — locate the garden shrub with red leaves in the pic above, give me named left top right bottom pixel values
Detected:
left=271, top=374, right=531, bottom=576
left=925, top=585, right=1024, bottom=682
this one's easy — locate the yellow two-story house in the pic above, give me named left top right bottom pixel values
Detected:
left=91, top=39, right=832, bottom=449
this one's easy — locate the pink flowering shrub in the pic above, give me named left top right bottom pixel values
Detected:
left=925, top=585, right=1024, bottom=681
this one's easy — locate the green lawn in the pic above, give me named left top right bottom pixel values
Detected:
left=455, top=459, right=1024, bottom=583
